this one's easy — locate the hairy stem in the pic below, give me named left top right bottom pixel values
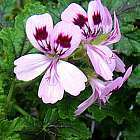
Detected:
left=7, top=79, right=16, bottom=104
left=14, top=104, right=30, bottom=116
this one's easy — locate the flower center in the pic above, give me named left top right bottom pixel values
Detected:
left=90, top=34, right=108, bottom=45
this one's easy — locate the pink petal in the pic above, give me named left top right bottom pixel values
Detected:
left=102, top=7, right=113, bottom=33
left=88, top=0, right=112, bottom=34
left=38, top=67, right=64, bottom=104
left=122, top=66, right=133, bottom=83
left=114, top=53, right=125, bottom=73
left=75, top=78, right=104, bottom=115
left=75, top=91, right=97, bottom=116
left=102, top=12, right=121, bottom=46
left=50, top=21, right=81, bottom=58
left=93, top=45, right=116, bottom=72
left=26, top=13, right=53, bottom=53
left=103, top=77, right=123, bottom=96
left=14, top=54, right=51, bottom=81
left=87, top=46, right=113, bottom=80
left=57, top=60, right=87, bottom=96
left=61, top=3, right=87, bottom=29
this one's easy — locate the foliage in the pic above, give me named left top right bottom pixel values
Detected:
left=0, top=0, right=140, bottom=139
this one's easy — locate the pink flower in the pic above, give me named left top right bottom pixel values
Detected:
left=61, top=0, right=125, bottom=80
left=75, top=66, right=132, bottom=116
left=14, top=13, right=87, bottom=104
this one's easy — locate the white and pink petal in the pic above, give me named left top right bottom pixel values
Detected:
left=88, top=0, right=112, bottom=34
left=50, top=21, right=81, bottom=58
left=57, top=60, right=87, bottom=96
left=14, top=54, right=52, bottom=81
left=26, top=13, right=53, bottom=52
left=38, top=70, right=64, bottom=104
left=61, top=3, right=88, bottom=29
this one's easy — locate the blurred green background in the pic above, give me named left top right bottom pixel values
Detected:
left=0, top=0, right=140, bottom=139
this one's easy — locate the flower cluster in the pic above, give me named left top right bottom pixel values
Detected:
left=14, top=0, right=132, bottom=115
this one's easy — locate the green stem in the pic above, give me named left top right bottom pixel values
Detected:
left=14, top=104, right=30, bottom=116
left=7, top=79, right=16, bottom=104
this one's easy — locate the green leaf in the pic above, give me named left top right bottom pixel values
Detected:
left=43, top=108, right=58, bottom=125
left=57, top=96, right=79, bottom=121
left=0, top=0, right=18, bottom=27
left=0, top=28, right=15, bottom=71
left=58, top=120, right=91, bottom=140
left=122, top=118, right=140, bottom=140
left=128, top=65, right=140, bottom=88
left=136, top=92, right=140, bottom=105
left=0, top=116, right=41, bottom=140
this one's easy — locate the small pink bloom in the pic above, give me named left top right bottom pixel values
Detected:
left=61, top=1, right=124, bottom=80
left=14, top=13, right=87, bottom=104
left=75, top=66, right=132, bottom=116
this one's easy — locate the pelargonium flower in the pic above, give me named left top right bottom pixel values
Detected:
left=14, top=13, right=87, bottom=104
left=75, top=66, right=132, bottom=116
left=61, top=0, right=125, bottom=80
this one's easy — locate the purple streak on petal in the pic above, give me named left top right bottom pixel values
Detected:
left=50, top=21, right=81, bottom=58
left=26, top=13, right=53, bottom=53
left=73, top=14, right=88, bottom=29
left=56, top=33, right=72, bottom=49
left=34, top=26, right=48, bottom=41
left=92, top=11, right=102, bottom=25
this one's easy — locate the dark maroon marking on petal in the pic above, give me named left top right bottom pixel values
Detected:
left=73, top=14, right=88, bottom=28
left=92, top=11, right=102, bottom=25
left=56, top=33, right=72, bottom=48
left=34, top=26, right=48, bottom=41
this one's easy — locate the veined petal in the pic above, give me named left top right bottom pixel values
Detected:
left=14, top=54, right=51, bottom=81
left=61, top=3, right=88, bottom=29
left=26, top=13, right=53, bottom=52
left=87, top=46, right=113, bottom=80
left=114, top=53, right=125, bottom=73
left=38, top=68, right=64, bottom=104
left=88, top=0, right=112, bottom=34
left=102, top=12, right=121, bottom=45
left=57, top=60, right=87, bottom=96
left=50, top=21, right=81, bottom=58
